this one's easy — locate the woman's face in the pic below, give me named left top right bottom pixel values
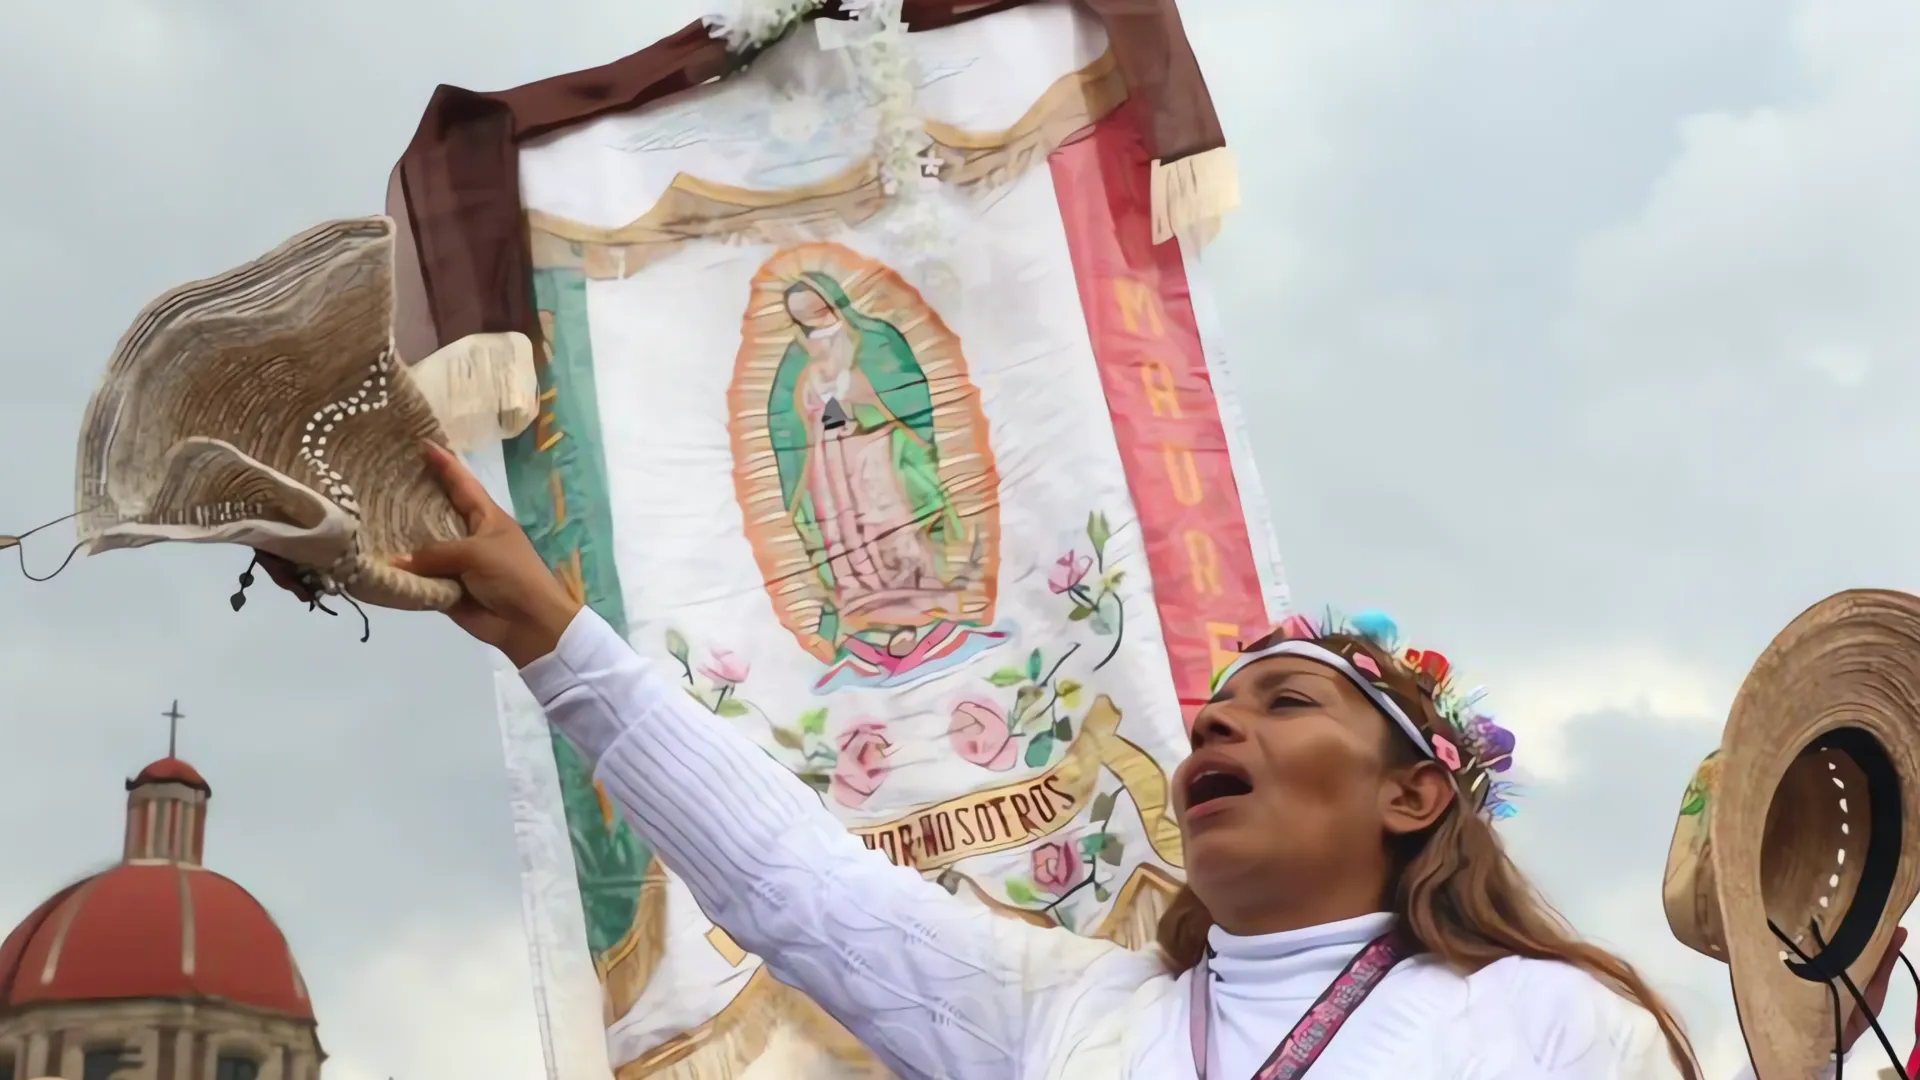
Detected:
left=785, top=287, right=837, bottom=330
left=1171, top=655, right=1428, bottom=913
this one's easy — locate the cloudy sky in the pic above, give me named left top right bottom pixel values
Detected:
left=2, top=0, right=1918, bottom=1077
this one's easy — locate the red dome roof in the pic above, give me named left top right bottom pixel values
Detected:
left=130, top=757, right=209, bottom=793
left=0, top=862, right=311, bottom=1019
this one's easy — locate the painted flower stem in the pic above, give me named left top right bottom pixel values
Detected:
left=1019, top=643, right=1081, bottom=731
left=1041, top=643, right=1080, bottom=685
left=1093, top=597, right=1124, bottom=670
left=1068, top=583, right=1126, bottom=671
left=1041, top=863, right=1103, bottom=914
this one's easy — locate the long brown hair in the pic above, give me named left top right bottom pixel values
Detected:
left=1157, top=632, right=1703, bottom=1079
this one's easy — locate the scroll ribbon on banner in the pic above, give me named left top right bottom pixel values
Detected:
left=850, top=695, right=1185, bottom=872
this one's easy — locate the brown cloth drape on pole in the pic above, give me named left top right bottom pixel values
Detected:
left=387, top=0, right=1224, bottom=363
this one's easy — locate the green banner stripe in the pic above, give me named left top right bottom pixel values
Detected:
left=505, top=267, right=649, bottom=960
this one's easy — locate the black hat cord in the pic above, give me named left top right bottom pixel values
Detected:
left=1, top=508, right=89, bottom=582
left=7, top=509, right=370, bottom=643
left=230, top=553, right=371, bottom=643
left=1770, top=918, right=1918, bottom=1080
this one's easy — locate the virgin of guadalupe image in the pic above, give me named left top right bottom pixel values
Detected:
left=745, top=256, right=1007, bottom=692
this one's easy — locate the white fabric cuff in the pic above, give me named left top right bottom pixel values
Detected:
left=516, top=605, right=633, bottom=766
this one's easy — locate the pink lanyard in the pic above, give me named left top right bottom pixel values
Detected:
left=1188, top=931, right=1410, bottom=1080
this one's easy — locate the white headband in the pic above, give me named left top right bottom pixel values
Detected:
left=1213, top=640, right=1435, bottom=761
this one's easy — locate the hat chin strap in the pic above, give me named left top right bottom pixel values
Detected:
left=1769, top=918, right=1915, bottom=1080
left=1898, top=954, right=1920, bottom=1080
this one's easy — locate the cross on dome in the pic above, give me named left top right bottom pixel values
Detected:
left=162, top=698, right=183, bottom=758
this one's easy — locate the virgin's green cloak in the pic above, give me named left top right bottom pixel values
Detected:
left=766, top=272, right=961, bottom=644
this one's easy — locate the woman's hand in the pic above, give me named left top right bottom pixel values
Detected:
left=260, top=442, right=582, bottom=667
left=392, top=441, right=584, bottom=667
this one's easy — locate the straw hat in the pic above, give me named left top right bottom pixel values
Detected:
left=1663, top=589, right=1920, bottom=1080
left=74, top=216, right=537, bottom=610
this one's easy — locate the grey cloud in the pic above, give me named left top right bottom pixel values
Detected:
left=1195, top=0, right=1918, bottom=677
left=1502, top=709, right=1732, bottom=1028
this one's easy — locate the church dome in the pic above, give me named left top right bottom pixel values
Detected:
left=130, top=755, right=209, bottom=792
left=0, top=750, right=312, bottom=1019
left=0, top=718, right=325, bottom=1080
left=0, top=862, right=312, bottom=1019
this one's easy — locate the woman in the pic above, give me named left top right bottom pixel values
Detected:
left=312, top=443, right=1901, bottom=1079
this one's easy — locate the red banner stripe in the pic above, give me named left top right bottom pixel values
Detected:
left=1050, top=110, right=1269, bottom=728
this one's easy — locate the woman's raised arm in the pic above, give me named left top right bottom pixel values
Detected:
left=521, top=604, right=1135, bottom=1079
left=306, top=443, right=1147, bottom=1077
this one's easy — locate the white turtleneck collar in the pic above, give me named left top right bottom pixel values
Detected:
left=1206, top=911, right=1396, bottom=987
left=1192, top=912, right=1405, bottom=1079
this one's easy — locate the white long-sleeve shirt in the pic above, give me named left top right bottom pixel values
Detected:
left=520, top=607, right=1841, bottom=1080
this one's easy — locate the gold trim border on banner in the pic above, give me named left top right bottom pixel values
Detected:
left=615, top=966, right=883, bottom=1080
left=1092, top=862, right=1182, bottom=945
left=526, top=50, right=1127, bottom=279
left=596, top=858, right=671, bottom=1023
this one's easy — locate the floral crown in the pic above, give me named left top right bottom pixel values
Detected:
left=1210, top=610, right=1519, bottom=819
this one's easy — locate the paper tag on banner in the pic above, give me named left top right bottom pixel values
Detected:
left=815, top=15, right=882, bottom=50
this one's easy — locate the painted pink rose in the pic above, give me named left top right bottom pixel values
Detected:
left=1030, top=840, right=1081, bottom=895
left=1049, top=552, right=1092, bottom=594
left=830, top=723, right=894, bottom=807
left=698, top=649, right=751, bottom=686
left=947, top=699, right=1018, bottom=772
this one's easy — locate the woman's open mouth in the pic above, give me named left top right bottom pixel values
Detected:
left=1184, top=766, right=1253, bottom=820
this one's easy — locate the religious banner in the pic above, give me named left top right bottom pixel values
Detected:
left=387, top=3, right=1287, bottom=1077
